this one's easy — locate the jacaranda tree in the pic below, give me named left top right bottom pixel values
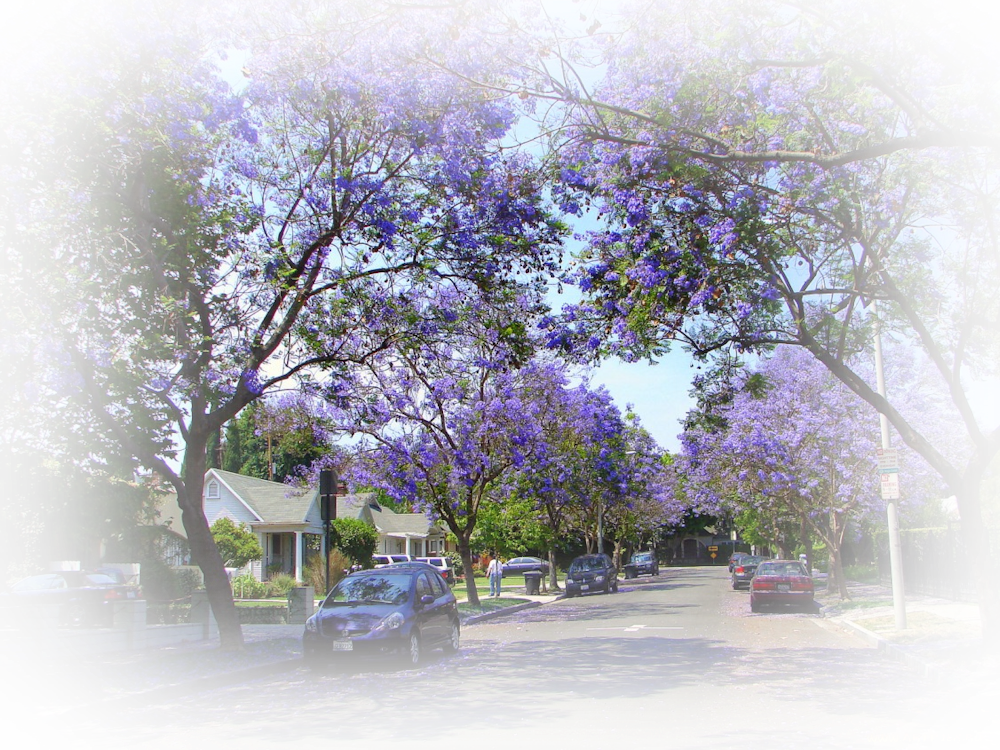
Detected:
left=511, top=0, right=1000, bottom=635
left=340, top=288, right=559, bottom=606
left=682, top=347, right=939, bottom=598
left=2, top=1, right=564, bottom=647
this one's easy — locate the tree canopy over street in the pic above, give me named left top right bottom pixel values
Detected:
left=3, top=0, right=998, bottom=642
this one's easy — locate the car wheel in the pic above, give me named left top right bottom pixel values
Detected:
left=404, top=632, right=421, bottom=666
left=66, top=603, right=87, bottom=628
left=443, top=621, right=460, bottom=654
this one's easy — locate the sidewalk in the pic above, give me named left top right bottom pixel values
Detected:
left=823, top=583, right=1000, bottom=713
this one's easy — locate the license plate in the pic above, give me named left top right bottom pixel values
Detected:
left=332, top=640, right=353, bottom=652
left=777, top=584, right=790, bottom=592
left=581, top=584, right=589, bottom=591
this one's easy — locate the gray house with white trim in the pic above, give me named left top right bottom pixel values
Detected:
left=200, top=469, right=449, bottom=582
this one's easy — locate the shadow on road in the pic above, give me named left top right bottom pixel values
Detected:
left=47, top=628, right=926, bottom=748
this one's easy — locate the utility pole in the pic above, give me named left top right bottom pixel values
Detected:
left=873, top=301, right=906, bottom=630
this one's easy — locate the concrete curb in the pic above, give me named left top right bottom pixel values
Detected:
left=827, top=616, right=934, bottom=677
left=463, top=599, right=551, bottom=625
left=835, top=620, right=998, bottom=704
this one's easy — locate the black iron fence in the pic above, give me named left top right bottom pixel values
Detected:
left=876, top=524, right=988, bottom=602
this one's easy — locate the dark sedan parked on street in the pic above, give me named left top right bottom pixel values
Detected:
left=303, top=562, right=460, bottom=667
left=731, top=555, right=765, bottom=590
left=0, top=570, right=142, bottom=628
left=501, top=556, right=550, bottom=576
left=564, top=554, right=618, bottom=597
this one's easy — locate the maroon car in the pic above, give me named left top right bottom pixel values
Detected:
left=749, top=560, right=814, bottom=613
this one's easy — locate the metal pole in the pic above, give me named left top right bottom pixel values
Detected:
left=323, top=518, right=330, bottom=596
left=873, top=301, right=906, bottom=630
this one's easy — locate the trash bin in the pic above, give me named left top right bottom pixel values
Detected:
left=523, top=571, right=542, bottom=595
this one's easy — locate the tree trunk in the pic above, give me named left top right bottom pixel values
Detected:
left=178, top=431, right=243, bottom=650
left=458, top=538, right=480, bottom=606
left=821, top=511, right=851, bottom=600
left=547, top=548, right=560, bottom=591
left=800, top=514, right=814, bottom=574
left=955, top=473, right=1000, bottom=641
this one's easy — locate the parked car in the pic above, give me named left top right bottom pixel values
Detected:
left=372, top=554, right=413, bottom=568
left=302, top=562, right=460, bottom=667
left=415, top=556, right=455, bottom=586
left=749, top=560, right=814, bottom=613
left=564, top=554, right=618, bottom=597
left=0, top=571, right=138, bottom=628
left=501, top=556, right=550, bottom=576
left=731, top=555, right=764, bottom=590
left=728, top=552, right=748, bottom=573
left=623, top=551, right=659, bottom=579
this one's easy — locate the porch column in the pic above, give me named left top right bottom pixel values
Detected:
left=405, top=536, right=412, bottom=557
left=295, top=531, right=304, bottom=583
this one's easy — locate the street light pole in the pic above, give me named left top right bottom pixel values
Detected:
left=873, top=301, right=906, bottom=630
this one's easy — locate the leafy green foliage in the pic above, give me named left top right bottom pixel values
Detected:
left=328, top=518, right=378, bottom=567
left=209, top=518, right=263, bottom=568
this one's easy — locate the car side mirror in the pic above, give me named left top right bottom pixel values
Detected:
left=420, top=594, right=435, bottom=606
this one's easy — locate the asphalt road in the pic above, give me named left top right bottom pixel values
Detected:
left=15, top=567, right=998, bottom=748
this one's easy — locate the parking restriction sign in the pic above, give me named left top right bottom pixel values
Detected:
left=880, top=472, right=900, bottom=500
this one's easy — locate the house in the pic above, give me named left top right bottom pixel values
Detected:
left=200, top=469, right=450, bottom=582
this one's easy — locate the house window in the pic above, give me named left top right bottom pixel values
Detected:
left=272, top=535, right=282, bottom=556
left=206, top=481, right=220, bottom=499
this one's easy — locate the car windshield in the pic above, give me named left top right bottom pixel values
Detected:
left=323, top=574, right=411, bottom=607
left=12, top=574, right=66, bottom=591
left=633, top=554, right=652, bottom=562
left=570, top=557, right=606, bottom=572
left=757, top=562, right=806, bottom=577
left=741, top=556, right=764, bottom=565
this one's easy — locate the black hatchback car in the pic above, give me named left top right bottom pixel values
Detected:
left=564, top=554, right=618, bottom=597
left=302, top=562, right=459, bottom=667
left=0, top=570, right=142, bottom=628
left=623, top=551, right=659, bottom=579
left=731, top=555, right=765, bottom=589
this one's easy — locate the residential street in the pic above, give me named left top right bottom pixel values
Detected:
left=11, top=567, right=997, bottom=748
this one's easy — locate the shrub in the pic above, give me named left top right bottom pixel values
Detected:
left=174, top=567, right=203, bottom=596
left=303, top=550, right=351, bottom=596
left=141, top=558, right=183, bottom=602
left=146, top=601, right=191, bottom=624
left=231, top=573, right=268, bottom=599
left=843, top=563, right=878, bottom=583
left=265, top=572, right=297, bottom=598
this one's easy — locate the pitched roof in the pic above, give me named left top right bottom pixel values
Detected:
left=210, top=469, right=313, bottom=524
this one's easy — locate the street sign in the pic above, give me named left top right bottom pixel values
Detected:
left=877, top=448, right=899, bottom=473
left=708, top=545, right=718, bottom=552
left=709, top=552, right=717, bottom=559
left=880, top=472, right=900, bottom=500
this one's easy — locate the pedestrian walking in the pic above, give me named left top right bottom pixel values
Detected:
left=487, top=555, right=503, bottom=597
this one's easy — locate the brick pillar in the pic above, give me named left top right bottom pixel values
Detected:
left=189, top=589, right=218, bottom=640
left=113, top=599, right=147, bottom=650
